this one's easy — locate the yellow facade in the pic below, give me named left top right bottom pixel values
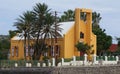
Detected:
left=10, top=8, right=96, bottom=60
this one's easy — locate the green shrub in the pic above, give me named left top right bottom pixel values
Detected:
left=64, top=58, right=72, bottom=62
left=76, top=56, right=84, bottom=61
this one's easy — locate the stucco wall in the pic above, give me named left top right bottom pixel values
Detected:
left=10, top=40, right=24, bottom=60
left=64, top=25, right=75, bottom=58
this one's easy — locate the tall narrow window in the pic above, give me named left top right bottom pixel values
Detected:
left=11, top=47, right=14, bottom=57
left=56, top=45, right=60, bottom=57
left=15, top=46, right=18, bottom=57
left=48, top=46, right=51, bottom=56
left=44, top=52, right=48, bottom=56
left=49, top=45, right=55, bottom=57
left=26, top=46, right=28, bottom=57
left=52, top=46, right=55, bottom=57
left=30, top=46, right=34, bottom=57
left=80, top=32, right=84, bottom=38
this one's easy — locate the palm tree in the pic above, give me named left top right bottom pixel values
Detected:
left=33, top=3, right=51, bottom=39
left=14, top=11, right=35, bottom=59
left=59, top=9, right=75, bottom=22
left=32, top=3, right=62, bottom=60
left=32, top=3, right=51, bottom=60
left=92, top=12, right=102, bottom=28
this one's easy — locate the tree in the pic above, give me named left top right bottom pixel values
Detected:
left=116, top=37, right=120, bottom=46
left=92, top=12, right=112, bottom=55
left=75, top=41, right=94, bottom=61
left=114, top=37, right=120, bottom=54
left=14, top=11, right=35, bottom=59
left=31, top=3, right=51, bottom=60
left=9, top=30, right=18, bottom=38
left=0, top=35, right=10, bottom=59
left=75, top=41, right=91, bottom=55
left=59, top=9, right=74, bottom=22
left=92, top=12, right=102, bottom=28
left=93, top=28, right=112, bottom=55
left=13, top=3, right=62, bottom=60
left=32, top=3, right=62, bottom=60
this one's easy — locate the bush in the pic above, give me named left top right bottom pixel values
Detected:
left=64, top=58, right=72, bottom=62
left=76, top=56, right=84, bottom=61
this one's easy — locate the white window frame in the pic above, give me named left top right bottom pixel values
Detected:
left=11, top=47, right=14, bottom=57
left=26, top=46, right=28, bottom=56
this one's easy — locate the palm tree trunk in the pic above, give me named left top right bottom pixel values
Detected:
left=36, top=34, right=47, bottom=60
left=24, top=33, right=27, bottom=60
left=28, top=32, right=30, bottom=60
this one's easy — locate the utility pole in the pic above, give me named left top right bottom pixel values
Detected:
left=54, top=11, right=58, bottom=66
left=55, top=11, right=57, bottom=44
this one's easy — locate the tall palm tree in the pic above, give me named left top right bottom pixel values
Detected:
left=33, top=3, right=50, bottom=41
left=14, top=11, right=35, bottom=59
left=32, top=3, right=62, bottom=60
left=42, top=13, right=62, bottom=41
left=32, top=3, right=51, bottom=60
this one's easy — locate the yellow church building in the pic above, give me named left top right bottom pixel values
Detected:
left=10, top=8, right=96, bottom=60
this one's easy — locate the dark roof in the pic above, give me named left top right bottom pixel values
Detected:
left=109, top=44, right=118, bottom=52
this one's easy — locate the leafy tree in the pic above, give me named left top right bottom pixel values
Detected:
left=93, top=28, right=112, bottom=55
left=92, top=12, right=112, bottom=55
left=75, top=41, right=91, bottom=55
left=9, top=30, right=18, bottom=38
left=0, top=36, right=10, bottom=59
left=116, top=37, right=120, bottom=46
left=75, top=41, right=94, bottom=61
left=114, top=37, right=120, bottom=55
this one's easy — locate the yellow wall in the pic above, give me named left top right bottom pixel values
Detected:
left=64, top=25, right=75, bottom=58
left=62, top=8, right=96, bottom=58
left=10, top=40, right=24, bottom=60
left=74, top=8, right=96, bottom=59
left=10, top=38, right=64, bottom=60
left=45, top=38, right=64, bottom=58
left=91, top=33, right=97, bottom=55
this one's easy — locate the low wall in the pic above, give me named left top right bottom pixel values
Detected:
left=1, top=65, right=120, bottom=74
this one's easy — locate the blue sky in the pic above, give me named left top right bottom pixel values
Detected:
left=0, top=0, right=119, bottom=43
